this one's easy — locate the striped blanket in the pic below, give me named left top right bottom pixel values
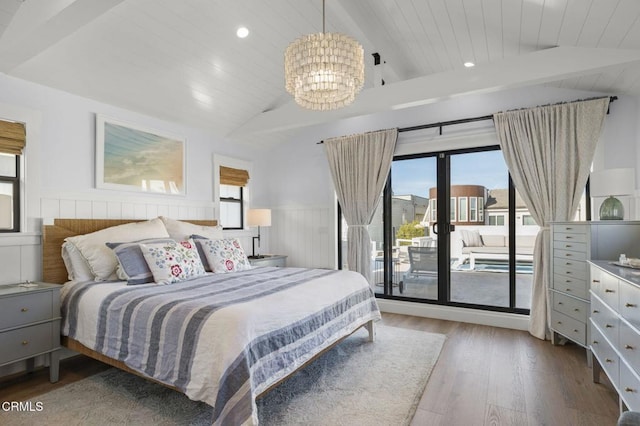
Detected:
left=60, top=267, right=381, bottom=425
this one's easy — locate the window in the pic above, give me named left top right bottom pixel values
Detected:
left=478, top=197, right=484, bottom=223
left=469, top=197, right=477, bottom=221
left=488, top=214, right=505, bottom=226
left=430, top=198, right=437, bottom=221
left=522, top=214, right=536, bottom=226
left=218, top=164, right=250, bottom=230
left=458, top=197, right=467, bottom=221
left=450, top=197, right=456, bottom=222
left=0, top=120, right=25, bottom=233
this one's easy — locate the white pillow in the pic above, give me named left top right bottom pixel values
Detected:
left=159, top=216, right=223, bottom=241
left=140, top=239, right=206, bottom=285
left=61, top=241, right=94, bottom=282
left=200, top=238, right=252, bottom=273
left=64, top=218, right=170, bottom=281
left=459, top=229, right=482, bottom=247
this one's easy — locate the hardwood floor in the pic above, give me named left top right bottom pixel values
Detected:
left=0, top=313, right=620, bottom=425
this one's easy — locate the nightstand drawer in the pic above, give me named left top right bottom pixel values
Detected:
left=0, top=292, right=53, bottom=330
left=248, top=255, right=287, bottom=268
left=591, top=295, right=620, bottom=348
left=553, top=232, right=587, bottom=244
left=553, top=224, right=588, bottom=234
left=620, top=280, right=640, bottom=330
left=0, top=322, right=54, bottom=365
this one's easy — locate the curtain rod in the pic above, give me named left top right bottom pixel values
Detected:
left=316, top=96, right=617, bottom=144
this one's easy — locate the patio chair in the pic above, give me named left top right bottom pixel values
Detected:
left=401, top=246, right=438, bottom=293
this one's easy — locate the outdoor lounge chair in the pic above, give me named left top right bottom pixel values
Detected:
left=401, top=246, right=438, bottom=293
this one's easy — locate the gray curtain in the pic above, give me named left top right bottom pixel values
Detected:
left=493, top=97, right=610, bottom=339
left=324, top=129, right=398, bottom=283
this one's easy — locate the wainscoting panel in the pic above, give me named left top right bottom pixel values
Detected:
left=269, top=206, right=334, bottom=269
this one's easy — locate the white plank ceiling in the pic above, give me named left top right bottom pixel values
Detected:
left=1, top=0, right=640, bottom=146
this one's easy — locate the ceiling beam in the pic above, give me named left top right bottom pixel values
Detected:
left=0, top=0, right=126, bottom=73
left=229, top=47, right=640, bottom=139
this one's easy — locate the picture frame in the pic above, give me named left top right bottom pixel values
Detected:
left=95, top=115, right=186, bottom=195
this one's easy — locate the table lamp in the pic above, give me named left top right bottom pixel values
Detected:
left=247, top=208, right=271, bottom=258
left=590, top=168, right=635, bottom=220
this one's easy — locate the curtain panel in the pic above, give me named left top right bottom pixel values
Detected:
left=493, top=97, right=610, bottom=339
left=324, top=128, right=398, bottom=284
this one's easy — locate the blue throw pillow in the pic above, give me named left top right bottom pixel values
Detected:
left=106, top=238, right=174, bottom=285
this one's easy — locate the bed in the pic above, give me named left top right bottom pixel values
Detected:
left=42, top=218, right=381, bottom=426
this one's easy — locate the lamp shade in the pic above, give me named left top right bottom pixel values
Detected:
left=590, top=168, right=636, bottom=196
left=247, top=209, right=271, bottom=227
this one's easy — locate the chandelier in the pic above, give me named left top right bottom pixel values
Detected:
left=284, top=0, right=364, bottom=111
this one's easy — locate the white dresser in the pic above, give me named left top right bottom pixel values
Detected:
left=589, top=261, right=640, bottom=411
left=550, top=221, right=640, bottom=348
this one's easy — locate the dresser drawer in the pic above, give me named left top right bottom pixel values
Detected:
left=550, top=309, right=586, bottom=346
left=0, top=292, right=53, bottom=330
left=553, top=274, right=588, bottom=299
left=591, top=295, right=620, bottom=348
left=590, top=322, right=620, bottom=388
left=554, top=248, right=587, bottom=262
left=553, top=261, right=588, bottom=281
left=620, top=321, right=640, bottom=377
left=554, top=256, right=588, bottom=273
left=552, top=291, right=588, bottom=322
left=620, top=361, right=640, bottom=411
left=0, top=322, right=54, bottom=365
left=620, top=280, right=640, bottom=330
left=553, top=224, right=588, bottom=235
left=592, top=272, right=620, bottom=312
left=553, top=239, right=587, bottom=252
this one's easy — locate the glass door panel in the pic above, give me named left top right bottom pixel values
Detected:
left=390, top=157, right=438, bottom=299
left=449, top=150, right=512, bottom=307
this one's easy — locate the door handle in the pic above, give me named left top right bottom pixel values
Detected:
left=432, top=222, right=438, bottom=235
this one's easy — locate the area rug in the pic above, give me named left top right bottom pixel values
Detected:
left=1, top=325, right=445, bottom=426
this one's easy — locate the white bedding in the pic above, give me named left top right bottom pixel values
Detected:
left=60, top=266, right=381, bottom=425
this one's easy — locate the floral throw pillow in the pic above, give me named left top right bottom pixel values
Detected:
left=140, top=239, right=206, bottom=284
left=200, top=238, right=251, bottom=273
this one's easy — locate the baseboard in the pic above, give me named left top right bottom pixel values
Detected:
left=377, top=299, right=530, bottom=331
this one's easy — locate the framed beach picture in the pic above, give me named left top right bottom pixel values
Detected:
left=95, top=115, right=186, bottom=195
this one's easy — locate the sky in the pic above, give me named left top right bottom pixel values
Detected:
left=391, top=150, right=509, bottom=198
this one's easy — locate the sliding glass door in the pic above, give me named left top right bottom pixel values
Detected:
left=376, top=146, right=532, bottom=314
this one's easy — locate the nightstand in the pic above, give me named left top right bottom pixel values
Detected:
left=0, top=282, right=61, bottom=383
left=248, top=254, right=287, bottom=268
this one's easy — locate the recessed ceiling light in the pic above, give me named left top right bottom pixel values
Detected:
left=236, top=27, right=249, bottom=38
left=464, top=62, right=475, bottom=68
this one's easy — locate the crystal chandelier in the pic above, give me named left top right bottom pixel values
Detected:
left=284, top=0, right=364, bottom=111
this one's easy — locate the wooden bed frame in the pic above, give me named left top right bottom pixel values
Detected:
left=42, top=218, right=375, bottom=398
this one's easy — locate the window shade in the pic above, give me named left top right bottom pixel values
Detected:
left=0, top=120, right=26, bottom=155
left=220, top=166, right=249, bottom=186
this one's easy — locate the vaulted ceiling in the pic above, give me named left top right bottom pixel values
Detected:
left=1, top=0, right=640, bottom=146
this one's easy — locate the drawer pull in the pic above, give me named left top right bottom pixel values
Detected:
left=565, top=262, right=571, bottom=265
left=573, top=329, right=578, bottom=333
left=574, top=308, right=580, bottom=312
left=21, top=307, right=28, bottom=312
left=606, top=358, right=613, bottom=363
left=565, top=280, right=572, bottom=283
left=593, top=340, right=599, bottom=344
left=558, top=302, right=564, bottom=305
left=565, top=236, right=572, bottom=239
left=565, top=253, right=572, bottom=257
left=626, top=345, right=634, bottom=350
left=593, top=280, right=600, bottom=283
left=625, top=387, right=636, bottom=393
left=21, top=340, right=28, bottom=346
left=593, top=309, right=600, bottom=314
left=557, top=321, right=562, bottom=325
left=626, top=303, right=637, bottom=308
left=565, top=288, right=572, bottom=292
left=566, top=271, right=572, bottom=275
left=605, top=289, right=615, bottom=293
left=605, top=324, right=614, bottom=328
